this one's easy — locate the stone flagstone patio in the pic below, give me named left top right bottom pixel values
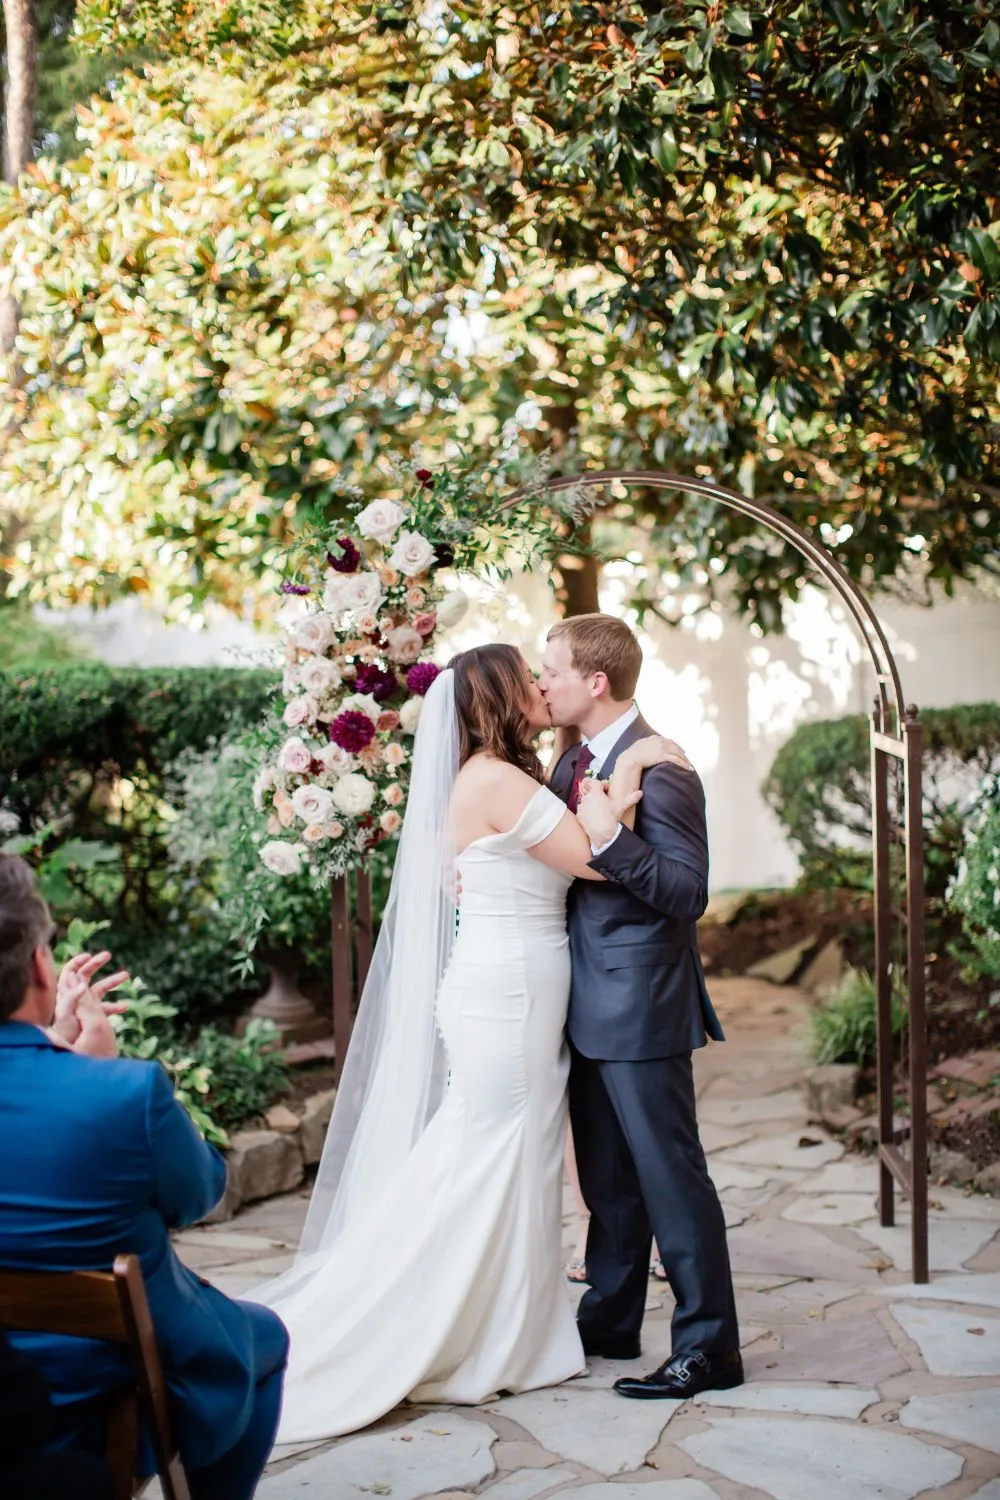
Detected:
left=173, top=978, right=1000, bottom=1499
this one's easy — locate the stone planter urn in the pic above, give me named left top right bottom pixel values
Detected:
left=238, top=947, right=330, bottom=1045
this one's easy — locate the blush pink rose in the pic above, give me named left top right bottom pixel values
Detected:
left=380, top=809, right=402, bottom=834
left=383, top=783, right=404, bottom=807
left=377, top=710, right=401, bottom=732
left=385, top=625, right=423, bottom=664
left=412, top=611, right=437, bottom=638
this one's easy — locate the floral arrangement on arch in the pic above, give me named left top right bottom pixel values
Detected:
left=253, top=481, right=471, bottom=879
left=252, top=461, right=597, bottom=882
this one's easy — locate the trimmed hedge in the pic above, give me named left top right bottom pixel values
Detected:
left=763, top=703, right=1000, bottom=900
left=0, top=664, right=277, bottom=822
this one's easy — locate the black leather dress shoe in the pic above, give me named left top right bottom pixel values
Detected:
left=579, top=1330, right=642, bottom=1361
left=614, top=1348, right=744, bottom=1399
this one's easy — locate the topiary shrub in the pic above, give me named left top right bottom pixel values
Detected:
left=763, top=703, right=1000, bottom=902
left=949, top=778, right=1000, bottom=987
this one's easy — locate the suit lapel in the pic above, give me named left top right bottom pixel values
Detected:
left=598, top=712, right=651, bottom=779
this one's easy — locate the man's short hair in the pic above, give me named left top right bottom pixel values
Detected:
left=0, top=855, right=51, bottom=1022
left=547, top=613, right=643, bottom=701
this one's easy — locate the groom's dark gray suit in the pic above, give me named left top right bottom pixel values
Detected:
left=552, top=712, right=739, bottom=1357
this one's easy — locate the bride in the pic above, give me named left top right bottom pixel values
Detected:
left=255, top=643, right=669, bottom=1440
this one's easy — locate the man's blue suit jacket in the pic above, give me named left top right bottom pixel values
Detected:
left=0, top=1021, right=262, bottom=1471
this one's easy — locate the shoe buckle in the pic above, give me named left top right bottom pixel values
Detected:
left=693, top=1352, right=709, bottom=1370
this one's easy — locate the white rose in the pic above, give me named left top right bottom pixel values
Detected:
left=356, top=499, right=405, bottom=542
left=314, top=742, right=354, bottom=778
left=278, top=736, right=313, bottom=774
left=385, top=625, right=423, bottom=664
left=400, top=697, right=423, bottom=734
left=341, top=692, right=380, bottom=724
left=291, top=783, right=335, bottom=824
left=340, top=571, right=385, bottom=618
left=0, top=808, right=19, bottom=835
left=322, top=574, right=351, bottom=615
left=283, top=693, right=318, bottom=728
left=389, top=530, right=435, bottom=578
left=332, top=772, right=376, bottom=818
left=436, top=590, right=468, bottom=629
left=293, top=613, right=336, bottom=653
left=298, top=655, right=342, bottom=696
left=260, top=840, right=305, bottom=876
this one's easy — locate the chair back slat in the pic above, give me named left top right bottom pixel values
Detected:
left=0, top=1268, right=127, bottom=1342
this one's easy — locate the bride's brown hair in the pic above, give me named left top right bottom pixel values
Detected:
left=449, top=645, right=545, bottom=782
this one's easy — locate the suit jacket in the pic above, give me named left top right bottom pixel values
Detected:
left=551, top=712, right=724, bottom=1061
left=0, top=1022, right=260, bottom=1470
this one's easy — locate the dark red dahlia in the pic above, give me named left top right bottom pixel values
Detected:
left=329, top=711, right=376, bottom=752
left=414, top=468, right=434, bottom=488
left=354, top=664, right=398, bottom=702
left=327, top=537, right=361, bottom=573
left=433, top=541, right=455, bottom=568
left=405, top=662, right=441, bottom=696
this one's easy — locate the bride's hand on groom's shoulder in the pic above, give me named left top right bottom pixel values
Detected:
left=619, top=735, right=692, bottom=772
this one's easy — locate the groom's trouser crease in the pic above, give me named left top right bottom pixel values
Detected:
left=569, top=1046, right=739, bottom=1356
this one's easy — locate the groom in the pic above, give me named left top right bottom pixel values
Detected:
left=541, top=614, right=742, bottom=1400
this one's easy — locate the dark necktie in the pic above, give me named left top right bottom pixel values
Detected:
left=568, top=744, right=595, bottom=813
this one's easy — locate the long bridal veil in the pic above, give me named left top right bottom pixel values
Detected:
left=270, top=669, right=459, bottom=1283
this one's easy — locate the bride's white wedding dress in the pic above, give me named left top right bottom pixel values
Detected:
left=260, top=783, right=585, bottom=1441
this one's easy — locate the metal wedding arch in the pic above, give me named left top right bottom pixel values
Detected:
left=330, top=470, right=929, bottom=1284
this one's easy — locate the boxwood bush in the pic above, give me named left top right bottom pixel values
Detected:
left=763, top=703, right=1000, bottom=903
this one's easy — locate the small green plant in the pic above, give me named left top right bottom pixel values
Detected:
left=809, top=967, right=906, bottom=1069
left=57, top=919, right=288, bottom=1147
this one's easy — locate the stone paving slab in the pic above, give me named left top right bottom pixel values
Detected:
left=169, top=977, right=1000, bottom=1500
left=899, top=1389, right=1000, bottom=1456
left=889, top=1304, right=1000, bottom=1377
left=257, top=1412, right=496, bottom=1498
left=679, top=1416, right=965, bottom=1500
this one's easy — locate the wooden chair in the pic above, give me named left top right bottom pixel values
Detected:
left=0, top=1254, right=191, bottom=1500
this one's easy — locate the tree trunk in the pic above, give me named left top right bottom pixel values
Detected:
left=547, top=392, right=600, bottom=617
left=1, top=0, right=37, bottom=356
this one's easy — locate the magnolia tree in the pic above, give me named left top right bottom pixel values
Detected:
left=1, top=1, right=997, bottom=629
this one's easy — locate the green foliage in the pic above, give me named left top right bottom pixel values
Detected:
left=763, top=704, right=1000, bottom=901
left=57, top=917, right=288, bottom=1145
left=167, top=734, right=332, bottom=971
left=809, top=966, right=906, bottom=1069
left=2, top=3, right=998, bottom=626
left=949, top=780, right=1000, bottom=986
left=0, top=599, right=87, bottom=668
left=0, top=665, right=278, bottom=1022
left=0, top=663, right=276, bottom=827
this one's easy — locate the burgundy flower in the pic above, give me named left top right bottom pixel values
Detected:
left=329, top=711, right=376, bottom=752
left=279, top=582, right=311, bottom=595
left=327, top=537, right=361, bottom=574
left=354, top=663, right=398, bottom=702
left=415, top=468, right=434, bottom=488
left=433, top=542, right=455, bottom=568
left=406, top=662, right=441, bottom=696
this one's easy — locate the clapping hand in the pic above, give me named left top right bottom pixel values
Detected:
left=52, top=951, right=130, bottom=1059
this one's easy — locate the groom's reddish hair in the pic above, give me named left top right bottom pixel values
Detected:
left=547, top=614, right=642, bottom=701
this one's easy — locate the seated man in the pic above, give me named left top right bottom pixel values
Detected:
left=0, top=854, right=289, bottom=1500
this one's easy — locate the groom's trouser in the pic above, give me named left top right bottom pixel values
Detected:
left=569, top=1044, right=739, bottom=1356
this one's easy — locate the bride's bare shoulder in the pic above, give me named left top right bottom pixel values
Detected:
left=454, top=757, right=543, bottom=819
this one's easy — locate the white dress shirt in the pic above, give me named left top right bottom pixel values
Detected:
left=579, top=703, right=639, bottom=854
